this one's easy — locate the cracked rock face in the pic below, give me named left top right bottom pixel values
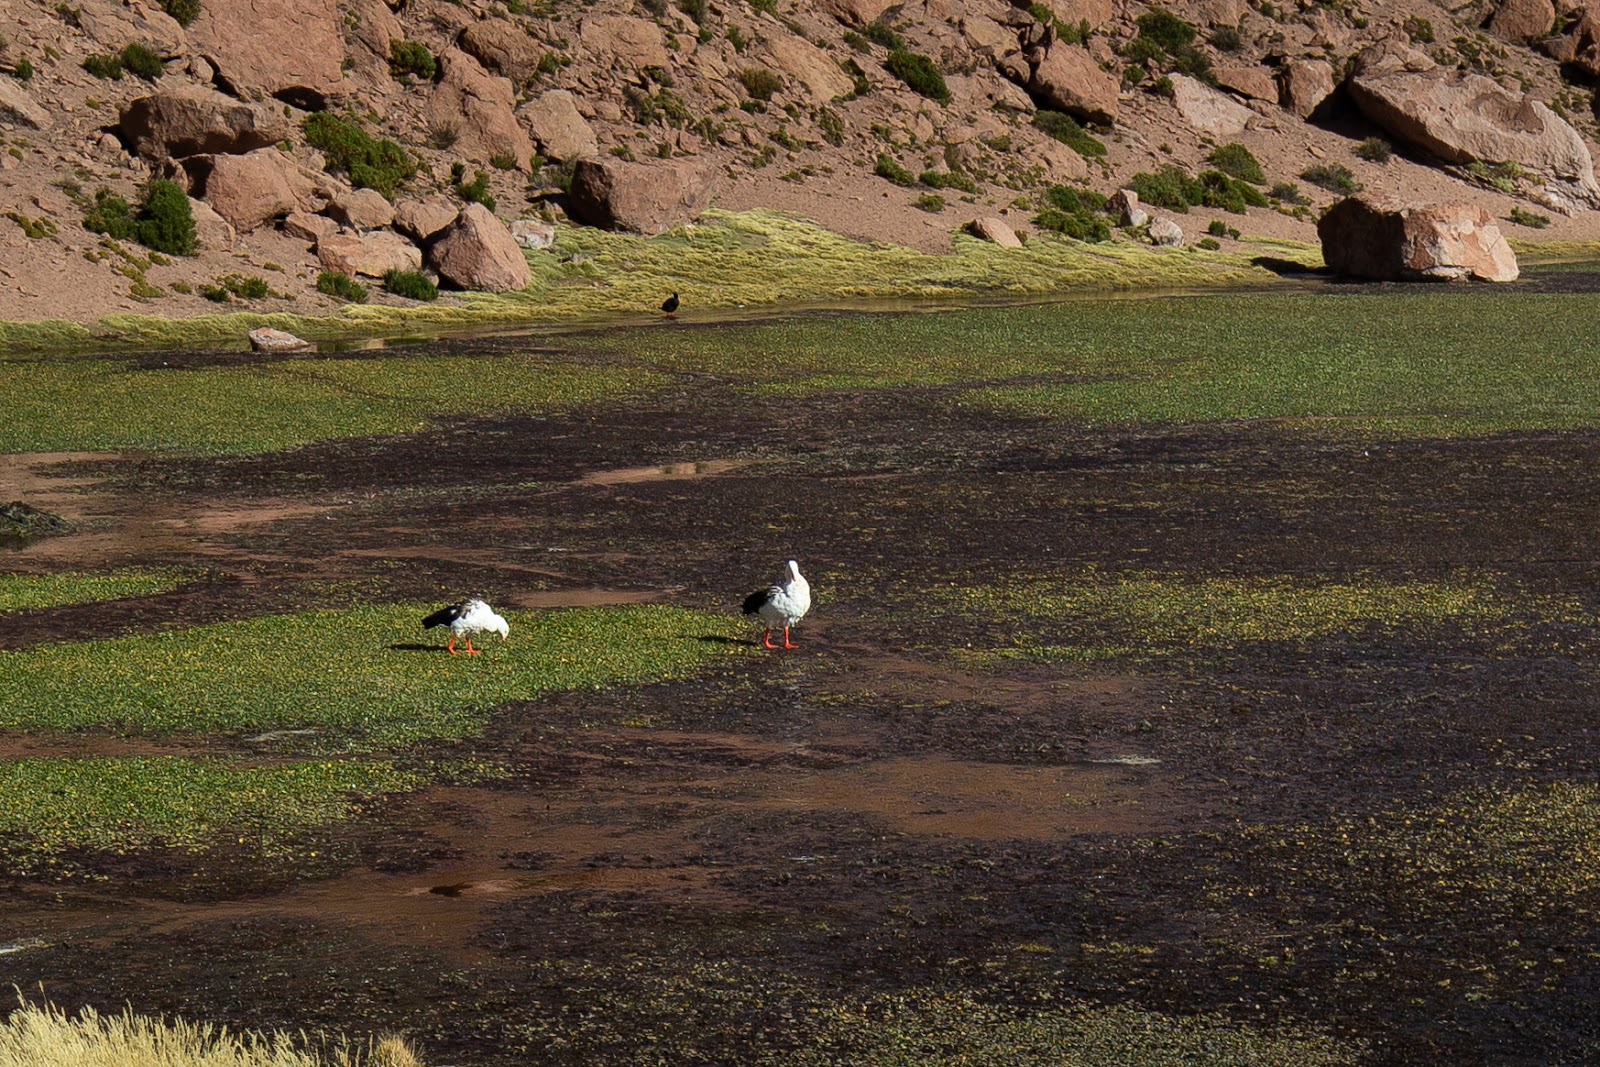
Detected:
left=1318, top=195, right=1520, bottom=283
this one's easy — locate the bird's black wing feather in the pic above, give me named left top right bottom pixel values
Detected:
left=741, top=588, right=772, bottom=616
left=422, top=603, right=466, bottom=629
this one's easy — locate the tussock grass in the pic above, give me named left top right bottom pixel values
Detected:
left=0, top=212, right=1321, bottom=353
left=0, top=605, right=750, bottom=746
left=0, top=757, right=426, bottom=868
left=0, top=353, right=655, bottom=455
left=0, top=999, right=422, bottom=1066
left=0, top=568, right=189, bottom=614
left=940, top=571, right=1520, bottom=663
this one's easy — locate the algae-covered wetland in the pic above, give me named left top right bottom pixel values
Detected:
left=3, top=273, right=1600, bottom=1065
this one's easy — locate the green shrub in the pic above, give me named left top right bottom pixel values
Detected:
left=1207, top=219, right=1227, bottom=237
left=1197, top=236, right=1222, bottom=250
left=5, top=211, right=56, bottom=239
left=1135, top=9, right=1197, bottom=51
left=135, top=179, right=197, bottom=254
left=1403, top=15, right=1434, bottom=43
left=1508, top=206, right=1550, bottom=228
left=919, top=169, right=978, bottom=193
left=726, top=26, right=747, bottom=51
left=1150, top=75, right=1175, bottom=97
left=1043, top=184, right=1106, bottom=215
left=914, top=193, right=945, bottom=213
left=303, top=113, right=416, bottom=199
left=818, top=107, right=845, bottom=146
left=81, top=53, right=123, bottom=79
left=383, top=269, right=439, bottom=301
left=738, top=66, right=783, bottom=100
left=451, top=163, right=496, bottom=211
left=1129, top=164, right=1200, bottom=211
left=1032, top=110, right=1106, bottom=158
left=159, top=0, right=201, bottom=26
left=120, top=41, right=164, bottom=80
left=1196, top=169, right=1267, bottom=213
left=489, top=152, right=519, bottom=171
left=1268, top=181, right=1308, bottom=205
left=82, top=188, right=137, bottom=240
left=1210, top=24, right=1243, bottom=51
left=873, top=153, right=915, bottom=186
left=316, top=270, right=369, bottom=303
left=677, top=0, right=706, bottom=21
left=1206, top=142, right=1265, bottom=183
left=388, top=39, right=437, bottom=81
left=1354, top=136, right=1392, bottom=163
left=14, top=58, right=34, bottom=81
left=863, top=20, right=904, bottom=49
left=1034, top=208, right=1111, bottom=242
left=885, top=49, right=949, bottom=103
left=1301, top=162, right=1360, bottom=194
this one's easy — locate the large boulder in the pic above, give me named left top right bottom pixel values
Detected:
left=427, top=203, right=531, bottom=292
left=761, top=32, right=857, bottom=100
left=459, top=18, right=545, bottom=82
left=187, top=0, right=347, bottom=107
left=1214, top=64, right=1278, bottom=102
left=1277, top=59, right=1336, bottom=118
left=518, top=90, right=599, bottom=163
left=119, top=85, right=288, bottom=163
left=1034, top=0, right=1113, bottom=29
left=426, top=48, right=535, bottom=171
left=182, top=148, right=308, bottom=232
left=1028, top=43, right=1119, bottom=124
left=1317, top=196, right=1519, bottom=282
left=815, top=0, right=897, bottom=26
left=1348, top=66, right=1600, bottom=211
left=966, top=216, right=1022, bottom=247
left=393, top=195, right=461, bottom=243
left=577, top=15, right=669, bottom=71
left=0, top=79, right=52, bottom=130
left=1169, top=73, right=1253, bottom=136
left=76, top=0, right=187, bottom=57
left=566, top=158, right=718, bottom=236
left=1488, top=0, right=1557, bottom=41
left=326, top=188, right=395, bottom=231
left=317, top=231, right=424, bottom=277
left=1544, top=4, right=1600, bottom=75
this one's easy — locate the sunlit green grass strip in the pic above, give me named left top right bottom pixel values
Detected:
left=936, top=572, right=1541, bottom=663
left=0, top=605, right=751, bottom=746
left=0, top=353, right=657, bottom=455
left=0, top=568, right=189, bottom=615
left=0, top=211, right=1323, bottom=353
left=0, top=756, right=425, bottom=860
left=595, top=289, right=1600, bottom=436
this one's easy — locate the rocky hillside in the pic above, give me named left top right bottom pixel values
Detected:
left=1, top=0, right=1598, bottom=326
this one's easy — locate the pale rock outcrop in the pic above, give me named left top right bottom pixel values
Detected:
left=459, top=18, right=545, bottom=82
left=762, top=33, right=857, bottom=100
left=1108, top=188, right=1148, bottom=227
left=1026, top=139, right=1090, bottom=181
left=567, top=157, right=718, bottom=236
left=1317, top=195, right=1519, bottom=282
left=966, top=216, right=1022, bottom=247
left=327, top=188, right=395, bottom=231
left=577, top=15, right=669, bottom=71
left=1169, top=74, right=1254, bottom=136
left=815, top=0, right=897, bottom=26
left=188, top=0, right=347, bottom=106
left=188, top=197, right=236, bottom=250
left=317, top=231, right=424, bottom=278
left=1277, top=59, right=1337, bottom=118
left=1215, top=64, right=1278, bottom=102
left=1036, top=0, right=1113, bottom=29
left=1148, top=216, right=1184, bottom=246
left=1488, top=0, right=1557, bottom=41
left=393, top=195, right=461, bottom=243
left=183, top=148, right=308, bottom=233
left=1348, top=65, right=1600, bottom=211
left=77, top=0, right=187, bottom=57
left=342, top=0, right=406, bottom=81
left=120, top=85, right=288, bottom=163
left=426, top=48, right=534, bottom=171
left=249, top=327, right=312, bottom=353
left=1028, top=43, right=1119, bottom=124
left=961, top=15, right=1017, bottom=53
left=1544, top=4, right=1600, bottom=76
left=282, top=210, right=339, bottom=244
left=0, top=79, right=52, bottom=130
left=510, top=219, right=557, bottom=250
left=519, top=90, right=600, bottom=162
left=428, top=203, right=531, bottom=292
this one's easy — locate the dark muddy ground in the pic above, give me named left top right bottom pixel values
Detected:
left=2, top=329, right=1599, bottom=1065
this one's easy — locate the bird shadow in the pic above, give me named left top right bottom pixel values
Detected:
left=389, top=642, right=446, bottom=653
left=695, top=634, right=753, bottom=646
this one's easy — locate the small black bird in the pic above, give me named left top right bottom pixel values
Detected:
left=661, top=292, right=680, bottom=316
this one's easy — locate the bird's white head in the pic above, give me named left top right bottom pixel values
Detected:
left=491, top=612, right=510, bottom=640
left=787, top=560, right=802, bottom=579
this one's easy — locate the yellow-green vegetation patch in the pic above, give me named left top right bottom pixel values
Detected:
left=942, top=571, right=1516, bottom=663
left=0, top=757, right=424, bottom=874
left=0, top=605, right=750, bottom=747
left=593, top=289, right=1600, bottom=436
left=0, top=999, right=421, bottom=1067
left=0, top=567, right=189, bottom=614
left=0, top=351, right=655, bottom=455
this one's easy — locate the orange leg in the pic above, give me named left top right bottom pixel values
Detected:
left=446, top=634, right=458, bottom=656
left=782, top=626, right=798, bottom=650
left=762, top=628, right=779, bottom=650
left=464, top=637, right=481, bottom=656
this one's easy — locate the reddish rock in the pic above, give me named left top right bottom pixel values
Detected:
left=1108, top=188, right=1147, bottom=227
left=762, top=33, right=857, bottom=100
left=1169, top=74, right=1253, bottom=136
left=327, top=188, right=395, bottom=231
left=393, top=196, right=462, bottom=243
left=189, top=197, right=236, bottom=250
left=77, top=0, right=187, bottom=57
left=966, top=216, right=1022, bottom=247
left=567, top=158, right=719, bottom=236
left=577, top=15, right=669, bottom=71
left=282, top=210, right=338, bottom=244
left=1317, top=196, right=1519, bottom=282
left=459, top=18, right=545, bottom=82
left=119, top=86, right=288, bottom=163
left=1028, top=43, right=1119, bottom=124
left=1036, top=0, right=1113, bottom=29
left=187, top=0, right=347, bottom=106
left=1214, top=64, right=1279, bottom=102
left=1277, top=59, right=1336, bottom=118
left=519, top=90, right=599, bottom=163
left=428, top=203, right=531, bottom=292
left=426, top=48, right=534, bottom=171
left=182, top=149, right=307, bottom=233
left=317, top=231, right=424, bottom=278
left=1543, top=5, right=1600, bottom=75
left=815, top=0, right=897, bottom=26
left=1488, top=0, right=1557, bottom=41
left=0, top=79, right=52, bottom=130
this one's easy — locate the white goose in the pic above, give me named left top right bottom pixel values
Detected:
left=422, top=598, right=509, bottom=656
left=742, top=560, right=811, bottom=650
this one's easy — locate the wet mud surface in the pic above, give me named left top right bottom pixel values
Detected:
left=3, top=335, right=1600, bottom=1065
